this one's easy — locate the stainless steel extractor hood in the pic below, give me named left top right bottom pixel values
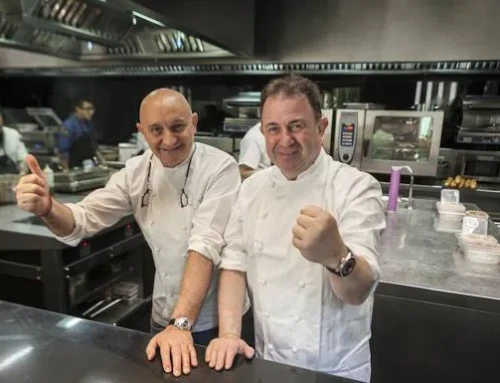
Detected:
left=0, top=0, right=233, bottom=60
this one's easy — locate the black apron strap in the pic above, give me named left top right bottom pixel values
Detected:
left=69, top=132, right=96, bottom=169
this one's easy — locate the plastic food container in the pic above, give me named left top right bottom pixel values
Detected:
left=465, top=244, right=500, bottom=264
left=458, top=233, right=498, bottom=247
left=462, top=210, right=489, bottom=235
left=436, top=201, right=466, bottom=221
left=0, top=174, right=20, bottom=205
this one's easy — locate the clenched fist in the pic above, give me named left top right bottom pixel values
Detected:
left=292, top=205, right=347, bottom=269
left=16, top=155, right=52, bottom=217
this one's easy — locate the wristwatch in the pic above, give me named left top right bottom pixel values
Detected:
left=168, top=317, right=193, bottom=331
left=326, top=248, right=356, bottom=278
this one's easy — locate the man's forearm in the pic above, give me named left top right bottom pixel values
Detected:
left=218, top=269, right=246, bottom=337
left=41, top=199, right=76, bottom=237
left=170, top=251, right=213, bottom=324
left=327, top=252, right=375, bottom=305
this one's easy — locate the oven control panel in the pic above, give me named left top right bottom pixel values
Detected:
left=337, top=111, right=358, bottom=163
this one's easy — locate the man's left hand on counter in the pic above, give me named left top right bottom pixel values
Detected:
left=292, top=205, right=347, bottom=270
left=146, top=325, right=198, bottom=377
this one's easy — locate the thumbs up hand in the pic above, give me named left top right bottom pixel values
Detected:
left=16, top=155, right=52, bottom=217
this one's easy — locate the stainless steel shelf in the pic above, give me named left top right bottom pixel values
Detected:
left=91, top=296, right=151, bottom=326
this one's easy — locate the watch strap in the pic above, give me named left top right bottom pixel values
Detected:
left=326, top=248, right=355, bottom=277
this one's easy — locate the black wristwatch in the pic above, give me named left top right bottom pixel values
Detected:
left=326, top=248, right=356, bottom=278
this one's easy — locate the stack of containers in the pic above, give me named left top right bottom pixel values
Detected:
left=457, top=233, right=500, bottom=264
left=435, top=189, right=466, bottom=233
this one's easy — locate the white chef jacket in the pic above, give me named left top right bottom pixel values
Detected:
left=220, top=148, right=385, bottom=382
left=238, top=123, right=272, bottom=170
left=57, top=143, right=241, bottom=332
left=0, top=126, right=28, bottom=164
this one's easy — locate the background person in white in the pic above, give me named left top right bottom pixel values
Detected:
left=15, top=88, right=242, bottom=378
left=205, top=75, right=385, bottom=382
left=0, top=108, right=28, bottom=174
left=238, top=122, right=272, bottom=179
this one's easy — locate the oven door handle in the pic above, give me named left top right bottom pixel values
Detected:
left=363, top=138, right=371, bottom=157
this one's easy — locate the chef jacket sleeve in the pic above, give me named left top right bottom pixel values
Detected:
left=337, top=173, right=385, bottom=287
left=55, top=168, right=132, bottom=246
left=219, top=184, right=248, bottom=272
left=238, top=134, right=261, bottom=170
left=187, top=157, right=241, bottom=266
left=11, top=130, right=28, bottom=163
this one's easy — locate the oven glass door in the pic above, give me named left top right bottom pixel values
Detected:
left=361, top=111, right=443, bottom=176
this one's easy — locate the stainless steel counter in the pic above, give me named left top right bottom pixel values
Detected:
left=0, top=301, right=353, bottom=383
left=0, top=194, right=83, bottom=238
left=0, top=193, right=135, bottom=250
left=378, top=198, right=500, bottom=312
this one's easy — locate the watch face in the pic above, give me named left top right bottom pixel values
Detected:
left=175, top=318, right=191, bottom=330
left=342, top=257, right=356, bottom=277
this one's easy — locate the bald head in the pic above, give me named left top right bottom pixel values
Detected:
left=139, top=88, right=192, bottom=124
left=137, top=88, right=198, bottom=167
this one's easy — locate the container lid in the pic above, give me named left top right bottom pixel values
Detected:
left=457, top=233, right=498, bottom=247
left=465, top=210, right=489, bottom=219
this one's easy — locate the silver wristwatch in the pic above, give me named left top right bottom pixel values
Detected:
left=168, top=317, right=193, bottom=331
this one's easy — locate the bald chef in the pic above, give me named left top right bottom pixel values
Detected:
left=205, top=75, right=385, bottom=382
left=15, top=88, right=244, bottom=378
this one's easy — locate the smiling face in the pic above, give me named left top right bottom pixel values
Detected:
left=261, top=93, right=327, bottom=180
left=136, top=89, right=197, bottom=167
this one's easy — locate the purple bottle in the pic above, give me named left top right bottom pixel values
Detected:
left=387, top=166, right=401, bottom=213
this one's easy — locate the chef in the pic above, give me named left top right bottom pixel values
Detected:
left=57, top=97, right=106, bottom=169
left=205, top=75, right=385, bottom=382
left=238, top=122, right=272, bottom=179
left=16, top=88, right=243, bottom=378
left=0, top=108, right=28, bottom=174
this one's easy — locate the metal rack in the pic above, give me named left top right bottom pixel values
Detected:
left=4, top=59, right=500, bottom=77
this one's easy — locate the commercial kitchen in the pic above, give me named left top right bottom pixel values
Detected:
left=1, top=1, right=500, bottom=382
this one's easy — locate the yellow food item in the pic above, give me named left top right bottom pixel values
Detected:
left=444, top=177, right=453, bottom=187
left=465, top=179, right=471, bottom=188
left=454, top=175, right=462, bottom=184
left=458, top=178, right=466, bottom=189
left=470, top=179, right=477, bottom=189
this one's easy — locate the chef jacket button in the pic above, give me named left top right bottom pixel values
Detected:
left=298, top=281, right=306, bottom=288
left=155, top=247, right=161, bottom=253
left=150, top=220, right=154, bottom=225
left=259, top=279, right=267, bottom=285
left=181, top=226, right=187, bottom=231
left=162, top=272, right=168, bottom=278
left=260, top=211, right=268, bottom=219
left=294, top=315, right=301, bottom=322
left=264, top=312, right=270, bottom=318
left=268, top=344, right=274, bottom=350
left=238, top=216, right=243, bottom=223
left=292, top=347, right=298, bottom=353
